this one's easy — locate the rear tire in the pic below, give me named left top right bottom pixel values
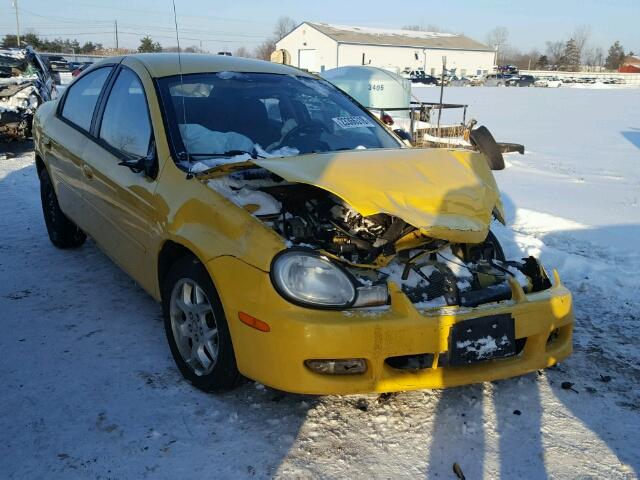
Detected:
left=162, top=255, right=242, bottom=392
left=469, top=126, right=506, bottom=170
left=39, top=168, right=86, bottom=248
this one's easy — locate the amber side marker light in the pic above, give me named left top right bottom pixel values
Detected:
left=238, top=312, right=270, bottom=332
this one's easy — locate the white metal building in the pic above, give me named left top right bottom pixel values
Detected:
left=275, top=22, right=496, bottom=76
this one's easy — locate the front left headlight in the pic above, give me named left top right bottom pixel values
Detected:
left=271, top=250, right=356, bottom=309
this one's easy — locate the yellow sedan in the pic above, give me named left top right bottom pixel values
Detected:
left=33, top=54, right=573, bottom=394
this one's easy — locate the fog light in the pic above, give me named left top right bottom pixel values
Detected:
left=546, top=328, right=560, bottom=345
left=304, top=358, right=367, bottom=375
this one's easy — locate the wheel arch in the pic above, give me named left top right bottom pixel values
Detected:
left=157, top=240, right=202, bottom=297
left=156, top=239, right=230, bottom=303
left=35, top=154, right=46, bottom=176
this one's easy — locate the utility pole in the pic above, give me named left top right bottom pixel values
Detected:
left=436, top=56, right=446, bottom=137
left=114, top=20, right=119, bottom=50
left=13, top=0, right=21, bottom=47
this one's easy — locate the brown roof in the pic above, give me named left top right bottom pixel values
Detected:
left=306, top=22, right=494, bottom=51
left=622, top=55, right=640, bottom=67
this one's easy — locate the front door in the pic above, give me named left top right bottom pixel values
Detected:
left=80, top=66, right=160, bottom=294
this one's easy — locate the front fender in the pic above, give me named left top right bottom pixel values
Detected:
left=157, top=160, right=285, bottom=274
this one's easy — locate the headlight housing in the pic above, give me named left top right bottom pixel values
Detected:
left=271, top=249, right=389, bottom=309
left=271, top=250, right=356, bottom=309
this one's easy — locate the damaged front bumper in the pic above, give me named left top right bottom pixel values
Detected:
left=209, top=256, right=573, bottom=395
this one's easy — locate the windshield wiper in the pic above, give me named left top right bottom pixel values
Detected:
left=184, top=150, right=265, bottom=160
left=181, top=149, right=265, bottom=179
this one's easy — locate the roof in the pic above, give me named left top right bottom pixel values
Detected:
left=622, top=55, right=640, bottom=66
left=93, top=53, right=313, bottom=78
left=304, top=22, right=494, bottom=51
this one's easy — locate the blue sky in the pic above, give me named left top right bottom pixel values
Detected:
left=1, top=0, right=638, bottom=54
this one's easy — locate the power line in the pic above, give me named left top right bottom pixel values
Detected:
left=116, top=31, right=264, bottom=44
left=46, top=1, right=273, bottom=25
left=17, top=7, right=113, bottom=25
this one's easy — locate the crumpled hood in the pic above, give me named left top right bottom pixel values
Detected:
left=253, top=148, right=504, bottom=244
left=0, top=81, right=34, bottom=98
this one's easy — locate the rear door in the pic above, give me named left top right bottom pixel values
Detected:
left=44, top=66, right=113, bottom=228
left=80, top=64, right=160, bottom=293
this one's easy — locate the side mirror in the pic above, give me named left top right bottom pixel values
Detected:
left=393, top=129, right=413, bottom=142
left=118, top=139, right=158, bottom=179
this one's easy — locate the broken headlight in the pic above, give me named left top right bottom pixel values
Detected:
left=271, top=250, right=357, bottom=309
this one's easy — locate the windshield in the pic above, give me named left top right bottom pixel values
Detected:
left=156, top=72, right=401, bottom=163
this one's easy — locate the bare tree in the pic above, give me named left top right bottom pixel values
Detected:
left=501, top=47, right=542, bottom=70
left=593, top=46, right=604, bottom=67
left=485, top=27, right=509, bottom=63
left=545, top=40, right=565, bottom=68
left=273, top=16, right=296, bottom=41
left=583, top=45, right=604, bottom=70
left=254, top=38, right=276, bottom=61
left=255, top=16, right=297, bottom=61
left=234, top=46, right=252, bottom=58
left=572, top=25, right=592, bottom=63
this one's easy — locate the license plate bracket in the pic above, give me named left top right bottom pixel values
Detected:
left=448, top=314, right=516, bottom=366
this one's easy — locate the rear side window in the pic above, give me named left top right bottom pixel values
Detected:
left=99, top=68, right=152, bottom=158
left=61, top=67, right=111, bottom=131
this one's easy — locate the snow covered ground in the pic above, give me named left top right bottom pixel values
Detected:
left=1, top=87, right=639, bottom=479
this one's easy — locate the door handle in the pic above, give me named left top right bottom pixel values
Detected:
left=82, top=165, right=94, bottom=180
left=43, top=138, right=52, bottom=149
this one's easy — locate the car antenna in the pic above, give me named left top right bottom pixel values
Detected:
left=171, top=0, right=193, bottom=178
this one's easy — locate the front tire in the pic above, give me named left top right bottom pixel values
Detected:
left=39, top=168, right=86, bottom=248
left=162, top=255, right=242, bottom=392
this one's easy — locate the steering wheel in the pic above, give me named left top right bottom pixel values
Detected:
left=278, top=121, right=329, bottom=149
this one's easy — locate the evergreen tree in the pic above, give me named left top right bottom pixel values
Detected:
left=1, top=32, right=101, bottom=53
left=1, top=34, right=18, bottom=48
left=536, top=54, right=549, bottom=69
left=605, top=41, right=625, bottom=70
left=563, top=38, right=581, bottom=71
left=138, top=36, right=162, bottom=53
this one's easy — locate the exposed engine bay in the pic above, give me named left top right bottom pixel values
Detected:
left=0, top=47, right=56, bottom=141
left=209, top=168, right=553, bottom=309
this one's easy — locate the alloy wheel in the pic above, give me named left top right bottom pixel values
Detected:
left=169, top=278, right=220, bottom=376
